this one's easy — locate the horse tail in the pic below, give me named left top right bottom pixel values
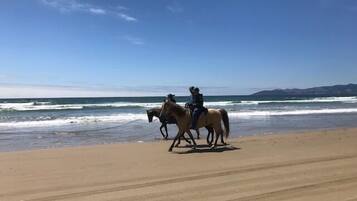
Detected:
left=219, top=109, right=230, bottom=138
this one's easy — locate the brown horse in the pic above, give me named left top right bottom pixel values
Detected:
left=160, top=100, right=230, bottom=152
left=146, top=107, right=215, bottom=145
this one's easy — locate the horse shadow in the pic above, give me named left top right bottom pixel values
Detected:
left=174, top=144, right=240, bottom=154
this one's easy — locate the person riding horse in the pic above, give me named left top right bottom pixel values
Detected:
left=186, top=87, right=205, bottom=130
left=164, top=94, right=178, bottom=123
left=166, top=93, right=176, bottom=103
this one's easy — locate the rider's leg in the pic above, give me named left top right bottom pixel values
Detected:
left=190, top=108, right=199, bottom=129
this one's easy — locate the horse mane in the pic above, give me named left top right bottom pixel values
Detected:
left=168, top=101, right=186, bottom=116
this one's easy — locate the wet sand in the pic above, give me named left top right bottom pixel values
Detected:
left=1, top=128, right=357, bottom=201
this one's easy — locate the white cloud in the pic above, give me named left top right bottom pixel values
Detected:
left=167, top=1, right=184, bottom=13
left=123, top=36, right=144, bottom=45
left=40, top=0, right=137, bottom=22
left=89, top=8, right=106, bottom=15
left=0, top=84, right=252, bottom=98
left=117, top=13, right=137, bottom=22
left=117, top=5, right=128, bottom=10
left=41, top=0, right=90, bottom=13
left=0, top=84, right=148, bottom=98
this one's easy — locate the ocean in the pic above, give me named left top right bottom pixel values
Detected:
left=1, top=95, right=357, bottom=151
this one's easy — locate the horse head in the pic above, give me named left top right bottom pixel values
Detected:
left=146, top=110, right=154, bottom=123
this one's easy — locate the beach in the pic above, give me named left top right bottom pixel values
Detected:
left=1, top=128, right=357, bottom=201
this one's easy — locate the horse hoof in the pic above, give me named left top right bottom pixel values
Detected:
left=210, top=145, right=216, bottom=149
left=168, top=148, right=173, bottom=152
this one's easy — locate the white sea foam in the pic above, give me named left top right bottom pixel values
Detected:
left=2, top=107, right=357, bottom=128
left=0, top=113, right=149, bottom=128
left=0, top=101, right=234, bottom=111
left=0, top=96, right=356, bottom=111
left=240, top=97, right=357, bottom=105
left=229, top=108, right=357, bottom=118
left=204, top=101, right=235, bottom=106
left=0, top=102, right=164, bottom=111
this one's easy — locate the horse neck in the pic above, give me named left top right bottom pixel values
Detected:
left=152, top=108, right=161, bottom=117
left=169, top=103, right=187, bottom=118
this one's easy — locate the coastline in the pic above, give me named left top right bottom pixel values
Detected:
left=1, top=127, right=357, bottom=201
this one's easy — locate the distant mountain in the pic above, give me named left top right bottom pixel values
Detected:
left=252, top=84, right=357, bottom=96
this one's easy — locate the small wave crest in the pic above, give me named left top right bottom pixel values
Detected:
left=229, top=108, right=357, bottom=118
left=0, top=102, right=164, bottom=111
left=0, top=113, right=149, bottom=128
left=239, top=97, right=357, bottom=105
left=1, top=97, right=356, bottom=112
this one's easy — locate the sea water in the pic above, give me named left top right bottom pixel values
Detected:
left=1, top=96, right=357, bottom=151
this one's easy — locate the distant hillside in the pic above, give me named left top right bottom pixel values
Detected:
left=252, top=84, right=357, bottom=96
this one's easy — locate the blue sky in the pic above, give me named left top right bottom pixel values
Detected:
left=1, top=0, right=357, bottom=97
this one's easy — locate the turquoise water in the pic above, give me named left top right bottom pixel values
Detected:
left=1, top=95, right=357, bottom=151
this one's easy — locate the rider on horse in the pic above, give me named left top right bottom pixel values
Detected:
left=163, top=93, right=177, bottom=123
left=187, top=86, right=205, bottom=129
left=166, top=93, right=176, bottom=103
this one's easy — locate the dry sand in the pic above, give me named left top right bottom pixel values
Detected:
left=1, top=128, right=357, bottom=201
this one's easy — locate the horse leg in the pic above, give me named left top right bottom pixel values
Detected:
left=212, top=133, right=220, bottom=149
left=183, top=133, right=192, bottom=144
left=221, top=131, right=226, bottom=145
left=195, top=129, right=200, bottom=139
left=175, top=133, right=191, bottom=147
left=160, top=124, right=166, bottom=139
left=206, top=132, right=210, bottom=145
left=169, top=131, right=183, bottom=152
left=206, top=127, right=214, bottom=145
left=175, top=134, right=181, bottom=147
left=186, top=130, right=197, bottom=149
left=164, top=124, right=168, bottom=139
left=212, top=126, right=222, bottom=149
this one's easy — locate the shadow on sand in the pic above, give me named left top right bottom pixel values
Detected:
left=174, top=144, right=240, bottom=154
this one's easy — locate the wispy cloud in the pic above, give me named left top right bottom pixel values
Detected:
left=0, top=83, right=252, bottom=98
left=118, top=13, right=137, bottom=22
left=88, top=8, right=106, bottom=15
left=117, top=5, right=128, bottom=11
left=40, top=0, right=137, bottom=22
left=123, top=36, right=144, bottom=45
left=167, top=1, right=184, bottom=14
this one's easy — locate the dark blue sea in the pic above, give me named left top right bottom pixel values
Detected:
left=1, top=96, right=357, bottom=151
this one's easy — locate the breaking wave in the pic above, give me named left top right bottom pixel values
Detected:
left=230, top=108, right=357, bottom=118
left=0, top=113, right=149, bottom=128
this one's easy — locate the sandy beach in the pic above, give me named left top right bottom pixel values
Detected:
left=1, top=128, right=357, bottom=201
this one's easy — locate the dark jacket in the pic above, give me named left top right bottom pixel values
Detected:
left=190, top=93, right=204, bottom=108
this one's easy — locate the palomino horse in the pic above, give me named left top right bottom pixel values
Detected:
left=160, top=100, right=230, bottom=152
left=146, top=107, right=215, bottom=145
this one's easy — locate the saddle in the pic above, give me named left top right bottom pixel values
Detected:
left=185, top=104, right=208, bottom=117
